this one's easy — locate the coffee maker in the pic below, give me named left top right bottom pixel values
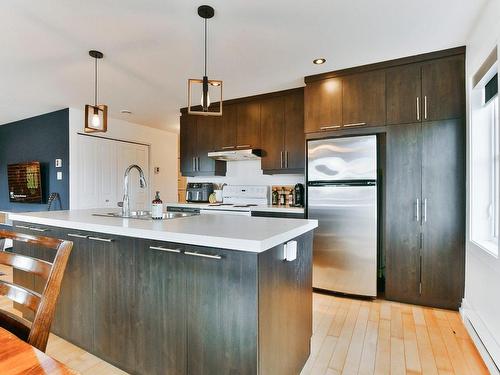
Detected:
left=293, top=183, right=304, bottom=207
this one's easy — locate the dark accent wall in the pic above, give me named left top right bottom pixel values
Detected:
left=0, top=109, right=69, bottom=212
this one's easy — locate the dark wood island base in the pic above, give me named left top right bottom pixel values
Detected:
left=11, top=221, right=313, bottom=375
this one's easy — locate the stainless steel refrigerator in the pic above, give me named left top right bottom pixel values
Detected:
left=307, top=135, right=378, bottom=297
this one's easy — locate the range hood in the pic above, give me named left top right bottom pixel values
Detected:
left=207, top=149, right=262, bottom=161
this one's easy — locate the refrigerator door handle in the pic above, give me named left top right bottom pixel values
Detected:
left=422, top=198, right=428, bottom=223
left=415, top=198, right=420, bottom=222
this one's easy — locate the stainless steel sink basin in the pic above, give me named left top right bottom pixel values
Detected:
left=92, top=211, right=197, bottom=220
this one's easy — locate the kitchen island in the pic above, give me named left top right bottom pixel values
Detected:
left=7, top=209, right=317, bottom=375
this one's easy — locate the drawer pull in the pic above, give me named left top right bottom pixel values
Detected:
left=320, top=125, right=341, bottom=130
left=343, top=122, right=366, bottom=127
left=221, top=146, right=235, bottom=150
left=149, top=246, right=181, bottom=253
left=15, top=225, right=48, bottom=232
left=68, top=233, right=89, bottom=239
left=184, top=251, right=222, bottom=260
left=88, top=236, right=113, bottom=243
left=236, top=145, right=251, bottom=149
left=15, top=225, right=31, bottom=230
left=29, top=227, right=48, bottom=232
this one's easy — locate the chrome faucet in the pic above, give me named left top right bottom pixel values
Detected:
left=121, top=164, right=147, bottom=217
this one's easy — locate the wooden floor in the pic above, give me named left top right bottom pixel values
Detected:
left=0, top=265, right=489, bottom=375
left=301, top=293, right=489, bottom=375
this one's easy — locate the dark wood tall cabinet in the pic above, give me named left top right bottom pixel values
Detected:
left=385, top=119, right=465, bottom=310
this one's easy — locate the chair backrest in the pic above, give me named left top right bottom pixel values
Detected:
left=0, top=229, right=73, bottom=352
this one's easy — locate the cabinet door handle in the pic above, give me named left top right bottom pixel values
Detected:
left=320, top=125, right=341, bottom=130
left=285, top=151, right=289, bottom=168
left=236, top=145, right=251, bottom=149
left=197, top=157, right=200, bottom=171
left=222, top=146, right=235, bottom=150
left=149, top=246, right=181, bottom=253
left=88, top=236, right=114, bottom=243
left=192, top=157, right=195, bottom=172
left=280, top=151, right=283, bottom=168
left=416, top=97, right=420, bottom=121
left=343, top=122, right=366, bottom=127
left=68, top=233, right=88, bottom=239
left=422, top=199, right=428, bottom=223
left=15, top=225, right=31, bottom=230
left=415, top=198, right=420, bottom=222
left=184, top=251, right=222, bottom=260
left=424, top=96, right=428, bottom=120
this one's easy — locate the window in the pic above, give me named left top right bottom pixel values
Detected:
left=471, top=67, right=499, bottom=256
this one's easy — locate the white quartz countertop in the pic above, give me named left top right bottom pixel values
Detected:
left=8, top=209, right=317, bottom=253
left=166, top=202, right=305, bottom=214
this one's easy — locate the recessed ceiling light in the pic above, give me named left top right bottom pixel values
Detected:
left=313, top=58, right=326, bottom=65
left=210, top=81, right=221, bottom=87
left=120, top=109, right=132, bottom=114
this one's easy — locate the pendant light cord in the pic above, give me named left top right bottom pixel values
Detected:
left=94, top=56, right=98, bottom=106
left=204, top=17, right=207, bottom=76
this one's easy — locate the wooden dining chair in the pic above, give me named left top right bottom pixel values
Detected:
left=0, top=229, right=72, bottom=352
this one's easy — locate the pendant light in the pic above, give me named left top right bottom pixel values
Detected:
left=187, top=5, right=223, bottom=116
left=84, top=50, right=108, bottom=133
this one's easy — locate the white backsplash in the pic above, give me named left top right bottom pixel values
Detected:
left=187, top=160, right=304, bottom=188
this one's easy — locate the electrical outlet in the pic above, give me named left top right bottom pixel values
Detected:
left=57, top=171, right=63, bottom=180
left=154, top=167, right=160, bottom=174
left=55, top=159, right=62, bottom=168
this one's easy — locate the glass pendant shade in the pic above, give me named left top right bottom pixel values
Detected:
left=188, top=78, right=223, bottom=116
left=84, top=104, right=108, bottom=133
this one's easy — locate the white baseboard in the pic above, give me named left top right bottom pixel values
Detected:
left=461, top=299, right=500, bottom=375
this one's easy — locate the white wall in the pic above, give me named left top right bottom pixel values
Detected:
left=68, top=108, right=178, bottom=208
left=463, top=0, right=500, bottom=372
left=187, top=160, right=304, bottom=190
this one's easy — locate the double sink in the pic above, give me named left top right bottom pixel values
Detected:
left=93, top=211, right=197, bottom=221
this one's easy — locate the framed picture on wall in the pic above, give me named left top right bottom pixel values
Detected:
left=7, top=161, right=43, bottom=203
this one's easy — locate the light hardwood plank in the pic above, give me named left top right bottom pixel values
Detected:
left=402, top=312, right=422, bottom=373
left=423, top=308, right=454, bottom=373
left=374, top=318, right=391, bottom=375
left=358, top=319, right=379, bottom=375
left=391, top=304, right=404, bottom=339
left=342, top=304, right=370, bottom=374
left=328, top=300, right=360, bottom=372
left=415, top=324, right=439, bottom=375
left=390, top=336, right=406, bottom=375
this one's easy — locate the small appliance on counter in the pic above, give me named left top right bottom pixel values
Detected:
left=185, top=183, right=214, bottom=202
left=293, top=183, right=304, bottom=207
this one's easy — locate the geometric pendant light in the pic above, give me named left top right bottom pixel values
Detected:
left=187, top=5, right=223, bottom=116
left=84, top=50, right=108, bottom=132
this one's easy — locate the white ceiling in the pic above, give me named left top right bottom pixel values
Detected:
left=0, top=0, right=487, bottom=132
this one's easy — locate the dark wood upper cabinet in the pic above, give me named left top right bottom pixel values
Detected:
left=197, top=115, right=222, bottom=172
left=304, top=77, right=342, bottom=133
left=237, top=101, right=261, bottom=149
left=421, top=55, right=465, bottom=122
left=179, top=115, right=197, bottom=175
left=260, top=89, right=305, bottom=173
left=261, top=96, right=285, bottom=171
left=284, top=89, right=305, bottom=170
left=386, top=64, right=422, bottom=125
left=180, top=115, right=226, bottom=176
left=221, top=104, right=238, bottom=150
left=342, top=70, right=386, bottom=127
